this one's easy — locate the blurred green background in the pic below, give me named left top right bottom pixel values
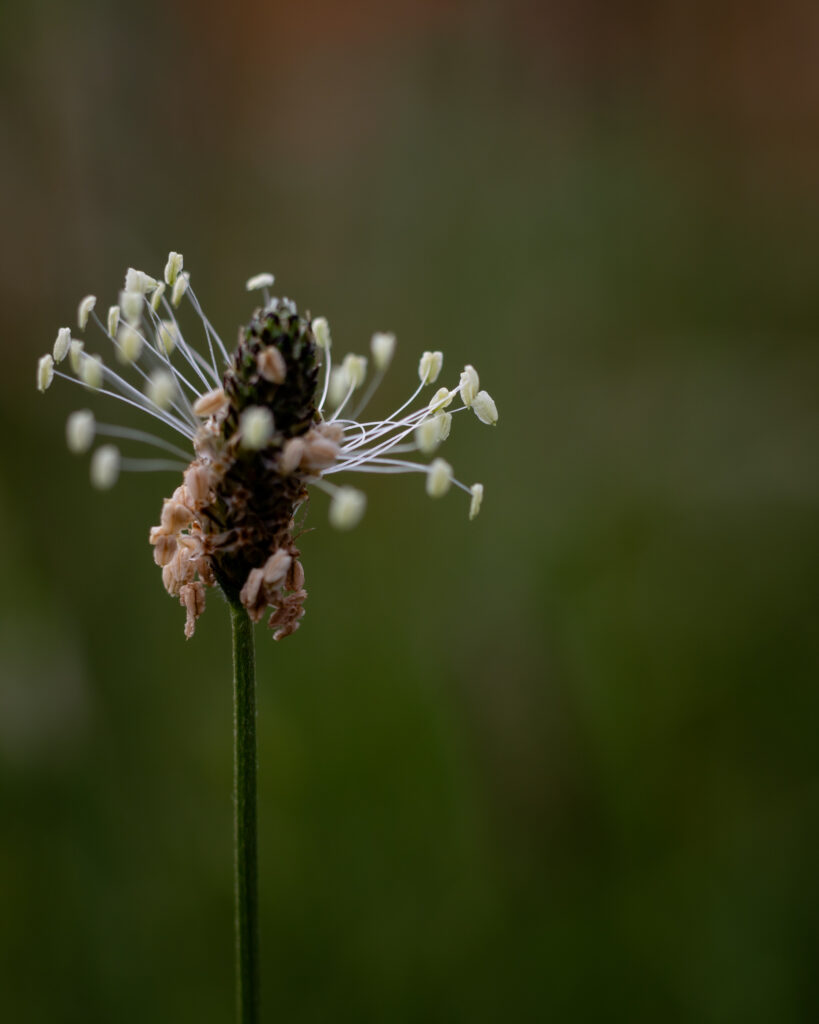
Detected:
left=2, top=1, right=819, bottom=1020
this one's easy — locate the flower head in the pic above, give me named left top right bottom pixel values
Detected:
left=36, top=256, right=497, bottom=639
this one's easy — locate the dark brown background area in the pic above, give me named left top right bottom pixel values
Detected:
left=1, top=2, right=818, bottom=1021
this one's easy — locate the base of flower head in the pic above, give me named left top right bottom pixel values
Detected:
left=149, top=453, right=310, bottom=639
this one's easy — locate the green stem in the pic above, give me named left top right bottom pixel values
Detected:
left=230, top=600, right=259, bottom=1024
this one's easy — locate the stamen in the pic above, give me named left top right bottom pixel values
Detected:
left=171, top=272, right=190, bottom=308
left=90, top=444, right=120, bottom=489
left=53, top=328, right=71, bottom=363
left=53, top=370, right=196, bottom=440
left=107, top=306, right=120, bottom=337
left=315, top=317, right=334, bottom=412
left=240, top=406, right=274, bottom=450
left=472, top=390, right=498, bottom=425
left=312, top=317, right=331, bottom=350
left=94, top=420, right=192, bottom=460
left=418, top=350, right=443, bottom=384
left=125, top=268, right=158, bottom=293
left=77, top=295, right=96, bottom=330
left=156, top=320, right=179, bottom=356
left=370, top=332, right=395, bottom=371
left=428, top=387, right=455, bottom=413
left=66, top=409, right=95, bottom=453
left=154, top=294, right=219, bottom=390
left=193, top=389, right=228, bottom=417
left=120, top=290, right=144, bottom=322
left=117, top=323, right=143, bottom=364
left=37, top=354, right=54, bottom=392
left=69, top=339, right=84, bottom=373
left=91, top=309, right=199, bottom=423
left=327, top=366, right=348, bottom=409
left=342, top=354, right=367, bottom=389
left=80, top=353, right=104, bottom=390
left=459, top=365, right=480, bottom=407
left=146, top=369, right=178, bottom=411
left=416, top=417, right=441, bottom=454
left=328, top=487, right=367, bottom=530
left=469, top=483, right=484, bottom=520
left=246, top=272, right=275, bottom=292
left=186, top=285, right=231, bottom=366
left=164, top=251, right=183, bottom=286
left=120, top=457, right=188, bottom=473
left=426, top=458, right=452, bottom=498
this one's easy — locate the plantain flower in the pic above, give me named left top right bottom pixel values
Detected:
left=36, top=256, right=497, bottom=639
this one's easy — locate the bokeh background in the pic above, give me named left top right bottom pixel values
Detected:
left=2, top=1, right=819, bottom=1020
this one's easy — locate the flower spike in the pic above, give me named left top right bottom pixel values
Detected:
left=36, top=259, right=496, bottom=638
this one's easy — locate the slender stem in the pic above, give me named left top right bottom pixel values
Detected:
left=230, top=600, right=259, bottom=1024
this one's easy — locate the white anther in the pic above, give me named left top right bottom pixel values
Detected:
left=193, top=388, right=227, bottom=417
left=428, top=387, right=454, bottom=413
left=66, top=410, right=95, bottom=453
left=257, top=346, right=287, bottom=384
left=459, top=364, right=480, bottom=407
left=370, top=332, right=396, bottom=370
left=77, top=295, right=96, bottom=330
left=53, top=327, right=71, bottom=363
left=328, top=487, right=367, bottom=530
left=328, top=366, right=349, bottom=406
left=69, top=339, right=84, bottom=373
left=147, top=369, right=176, bottom=410
left=472, top=390, right=498, bottom=425
left=80, top=354, right=103, bottom=390
left=107, top=306, right=120, bottom=337
left=416, top=411, right=452, bottom=453
left=469, top=483, right=484, bottom=520
left=156, top=320, right=179, bottom=355
left=164, top=251, right=183, bottom=286
left=240, top=406, right=274, bottom=449
left=312, top=317, right=331, bottom=350
left=341, top=354, right=367, bottom=389
left=245, top=272, right=275, bottom=292
left=171, top=271, right=190, bottom=308
left=90, top=445, right=120, bottom=489
left=120, top=290, right=143, bottom=322
left=418, top=350, right=443, bottom=384
left=37, top=354, right=54, bottom=392
left=426, top=458, right=452, bottom=498
left=117, top=323, right=143, bottom=364
left=125, top=268, right=158, bottom=294
left=150, top=282, right=166, bottom=312
left=416, top=417, right=442, bottom=454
